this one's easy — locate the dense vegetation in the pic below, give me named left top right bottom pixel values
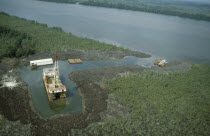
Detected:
left=0, top=26, right=35, bottom=59
left=0, top=12, right=125, bottom=60
left=72, top=64, right=210, bottom=135
left=40, top=0, right=210, bottom=21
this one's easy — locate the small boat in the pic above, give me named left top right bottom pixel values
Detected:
left=43, top=55, right=66, bottom=100
left=68, top=58, right=82, bottom=64
left=154, top=59, right=167, bottom=67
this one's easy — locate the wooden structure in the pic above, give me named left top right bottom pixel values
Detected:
left=68, top=59, right=82, bottom=64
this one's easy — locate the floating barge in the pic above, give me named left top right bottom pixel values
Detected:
left=43, top=56, right=66, bottom=100
left=68, top=59, right=82, bottom=64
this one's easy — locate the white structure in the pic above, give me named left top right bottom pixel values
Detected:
left=30, top=58, right=53, bottom=67
left=159, top=59, right=167, bottom=66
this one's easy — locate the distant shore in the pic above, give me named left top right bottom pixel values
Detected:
left=39, top=0, right=210, bottom=22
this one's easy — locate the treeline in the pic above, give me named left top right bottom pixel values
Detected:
left=39, top=0, right=210, bottom=21
left=0, top=12, right=125, bottom=60
left=80, top=1, right=210, bottom=21
left=0, top=26, right=35, bottom=59
left=39, top=0, right=78, bottom=4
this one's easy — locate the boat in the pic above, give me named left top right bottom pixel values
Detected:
left=154, top=58, right=167, bottom=67
left=68, top=58, right=82, bottom=64
left=42, top=55, right=66, bottom=100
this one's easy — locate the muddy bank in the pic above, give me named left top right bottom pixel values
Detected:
left=70, top=61, right=192, bottom=124
left=0, top=114, right=31, bottom=136
left=0, top=62, right=102, bottom=136
left=70, top=65, right=148, bottom=125
left=70, top=61, right=191, bottom=84
left=18, top=49, right=150, bottom=66
left=0, top=55, right=190, bottom=136
left=70, top=65, right=146, bottom=82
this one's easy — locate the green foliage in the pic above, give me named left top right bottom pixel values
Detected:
left=72, top=64, right=210, bottom=135
left=40, top=0, right=210, bottom=21
left=0, top=26, right=35, bottom=59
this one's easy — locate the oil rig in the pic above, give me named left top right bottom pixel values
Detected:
left=42, top=55, right=66, bottom=100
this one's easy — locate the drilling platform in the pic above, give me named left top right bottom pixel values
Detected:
left=42, top=55, right=66, bottom=100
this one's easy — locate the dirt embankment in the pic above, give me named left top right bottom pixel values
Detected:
left=70, top=65, right=148, bottom=125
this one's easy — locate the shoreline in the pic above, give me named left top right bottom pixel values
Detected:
left=39, top=0, right=210, bottom=22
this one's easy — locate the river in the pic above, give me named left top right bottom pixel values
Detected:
left=0, top=0, right=210, bottom=63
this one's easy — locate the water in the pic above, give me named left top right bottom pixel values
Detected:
left=0, top=0, right=210, bottom=63
left=19, top=57, right=154, bottom=117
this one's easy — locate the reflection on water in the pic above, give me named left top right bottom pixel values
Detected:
left=19, top=57, right=155, bottom=117
left=49, top=100, right=67, bottom=112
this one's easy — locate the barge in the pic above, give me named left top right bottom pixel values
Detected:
left=30, top=58, right=53, bottom=67
left=68, top=58, right=82, bottom=64
left=43, top=56, right=66, bottom=100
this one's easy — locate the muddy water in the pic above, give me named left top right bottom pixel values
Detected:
left=19, top=57, right=154, bottom=117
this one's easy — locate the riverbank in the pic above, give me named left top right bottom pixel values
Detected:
left=39, top=0, right=210, bottom=22
left=0, top=12, right=150, bottom=61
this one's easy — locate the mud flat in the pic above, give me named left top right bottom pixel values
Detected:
left=19, top=49, right=151, bottom=66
